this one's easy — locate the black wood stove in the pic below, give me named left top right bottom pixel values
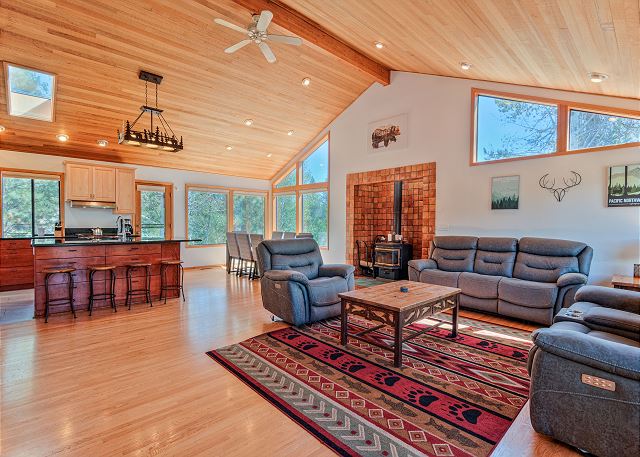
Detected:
left=373, top=181, right=413, bottom=280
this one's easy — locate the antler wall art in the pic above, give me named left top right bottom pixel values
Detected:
left=539, top=171, right=582, bottom=202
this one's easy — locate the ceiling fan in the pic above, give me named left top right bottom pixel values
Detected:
left=214, top=10, right=302, bottom=63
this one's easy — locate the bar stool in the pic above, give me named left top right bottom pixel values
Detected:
left=125, top=263, right=152, bottom=310
left=43, top=267, right=76, bottom=323
left=88, top=265, right=117, bottom=316
left=160, top=260, right=185, bottom=304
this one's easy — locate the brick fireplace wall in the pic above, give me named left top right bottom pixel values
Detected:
left=346, top=163, right=436, bottom=267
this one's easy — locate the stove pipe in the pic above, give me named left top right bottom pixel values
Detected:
left=393, top=180, right=402, bottom=235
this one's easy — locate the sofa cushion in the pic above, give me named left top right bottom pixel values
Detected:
left=307, top=276, right=347, bottom=307
left=458, top=272, right=501, bottom=299
left=431, top=236, right=478, bottom=273
left=419, top=269, right=461, bottom=288
left=258, top=238, right=323, bottom=279
left=474, top=237, right=517, bottom=277
left=460, top=294, right=498, bottom=313
left=519, top=237, right=587, bottom=257
left=499, top=277, right=558, bottom=309
left=513, top=252, right=579, bottom=283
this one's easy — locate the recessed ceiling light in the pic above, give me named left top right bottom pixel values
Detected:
left=375, top=41, right=384, bottom=49
left=460, top=62, right=472, bottom=71
left=266, top=153, right=272, bottom=158
left=244, top=119, right=253, bottom=126
left=588, top=72, right=608, bottom=83
left=96, top=139, right=109, bottom=147
left=56, top=133, right=69, bottom=142
left=225, top=145, right=233, bottom=150
left=287, top=130, right=294, bottom=136
left=301, top=77, right=311, bottom=87
left=0, top=125, right=5, bottom=133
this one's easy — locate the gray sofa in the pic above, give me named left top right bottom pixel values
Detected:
left=528, top=286, right=640, bottom=457
left=408, top=236, right=593, bottom=325
left=256, top=238, right=355, bottom=326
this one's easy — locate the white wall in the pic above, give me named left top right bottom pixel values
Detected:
left=322, top=72, right=640, bottom=284
left=0, top=150, right=269, bottom=267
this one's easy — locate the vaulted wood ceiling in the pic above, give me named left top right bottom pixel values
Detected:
left=1, top=1, right=637, bottom=180
left=0, top=0, right=376, bottom=179
left=283, top=0, right=640, bottom=99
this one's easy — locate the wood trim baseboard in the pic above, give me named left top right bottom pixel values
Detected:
left=183, top=264, right=225, bottom=271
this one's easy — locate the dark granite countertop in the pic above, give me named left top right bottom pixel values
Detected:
left=32, top=237, right=200, bottom=246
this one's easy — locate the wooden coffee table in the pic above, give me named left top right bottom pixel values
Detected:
left=612, top=275, right=640, bottom=292
left=338, top=280, right=461, bottom=367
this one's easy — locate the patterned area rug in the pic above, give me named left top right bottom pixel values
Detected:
left=208, top=316, right=532, bottom=457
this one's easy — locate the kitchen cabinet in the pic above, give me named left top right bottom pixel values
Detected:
left=92, top=166, right=116, bottom=201
left=65, top=163, right=135, bottom=213
left=114, top=168, right=135, bottom=214
left=0, top=239, right=34, bottom=291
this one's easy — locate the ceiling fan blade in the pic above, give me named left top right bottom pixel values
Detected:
left=225, top=40, right=251, bottom=53
left=256, top=10, right=273, bottom=32
left=267, top=35, right=302, bottom=46
left=214, top=18, right=248, bottom=34
left=258, top=42, right=276, bottom=63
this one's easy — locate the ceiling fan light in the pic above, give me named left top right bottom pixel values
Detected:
left=588, top=72, right=608, bottom=83
left=301, top=77, right=311, bottom=87
left=57, top=134, right=69, bottom=142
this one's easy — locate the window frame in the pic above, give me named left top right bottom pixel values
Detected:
left=0, top=167, right=65, bottom=237
left=4, top=62, right=57, bottom=122
left=185, top=184, right=268, bottom=248
left=134, top=180, right=174, bottom=240
left=470, top=88, right=640, bottom=166
left=272, top=134, right=330, bottom=248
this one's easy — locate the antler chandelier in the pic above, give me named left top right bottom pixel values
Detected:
left=118, top=71, right=183, bottom=152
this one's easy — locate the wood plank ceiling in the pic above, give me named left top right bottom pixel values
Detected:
left=0, top=0, right=376, bottom=179
left=283, top=0, right=640, bottom=100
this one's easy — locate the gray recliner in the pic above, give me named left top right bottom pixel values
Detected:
left=528, top=286, right=640, bottom=457
left=408, top=236, right=593, bottom=325
left=256, top=238, right=355, bottom=326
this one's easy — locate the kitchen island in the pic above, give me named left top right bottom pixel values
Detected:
left=32, top=238, right=197, bottom=317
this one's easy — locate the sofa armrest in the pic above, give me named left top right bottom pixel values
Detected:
left=319, top=264, right=355, bottom=279
left=263, top=269, right=309, bottom=285
left=532, top=327, right=640, bottom=380
left=575, top=285, right=640, bottom=314
left=408, top=259, right=437, bottom=272
left=557, top=272, right=588, bottom=288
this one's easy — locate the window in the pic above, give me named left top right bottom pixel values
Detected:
left=475, top=94, right=558, bottom=162
left=301, top=140, right=328, bottom=184
left=187, top=188, right=228, bottom=246
left=272, top=136, right=330, bottom=247
left=1, top=172, right=61, bottom=237
left=275, top=168, right=296, bottom=188
left=275, top=194, right=296, bottom=232
left=472, top=89, right=640, bottom=164
left=233, top=193, right=265, bottom=234
left=302, top=191, right=328, bottom=246
left=5, top=63, right=55, bottom=122
left=135, top=182, right=173, bottom=240
left=569, top=110, right=640, bottom=151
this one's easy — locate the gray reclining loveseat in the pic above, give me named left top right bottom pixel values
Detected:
left=528, top=285, right=639, bottom=457
left=256, top=238, right=355, bottom=326
left=408, top=236, right=593, bottom=325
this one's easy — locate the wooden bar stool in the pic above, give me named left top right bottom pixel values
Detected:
left=43, top=267, right=76, bottom=323
left=88, top=265, right=117, bottom=316
left=126, top=263, right=152, bottom=310
left=160, top=260, right=185, bottom=304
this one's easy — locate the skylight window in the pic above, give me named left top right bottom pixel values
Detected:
left=5, top=63, right=55, bottom=122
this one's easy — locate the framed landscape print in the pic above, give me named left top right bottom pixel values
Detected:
left=608, top=164, right=640, bottom=207
left=491, top=175, right=520, bottom=210
left=368, top=114, right=408, bottom=153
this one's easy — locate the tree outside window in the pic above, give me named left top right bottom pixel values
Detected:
left=275, top=194, right=296, bottom=232
left=233, top=193, right=265, bottom=234
left=140, top=190, right=165, bottom=239
left=187, top=190, right=228, bottom=245
left=302, top=191, right=328, bottom=246
left=2, top=175, right=60, bottom=237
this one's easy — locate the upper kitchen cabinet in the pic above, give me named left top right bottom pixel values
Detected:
left=114, top=168, right=135, bottom=214
left=65, top=163, right=135, bottom=213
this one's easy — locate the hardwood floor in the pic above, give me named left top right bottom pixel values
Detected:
left=0, top=268, right=579, bottom=456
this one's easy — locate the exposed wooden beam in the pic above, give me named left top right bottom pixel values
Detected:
left=231, top=0, right=390, bottom=85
